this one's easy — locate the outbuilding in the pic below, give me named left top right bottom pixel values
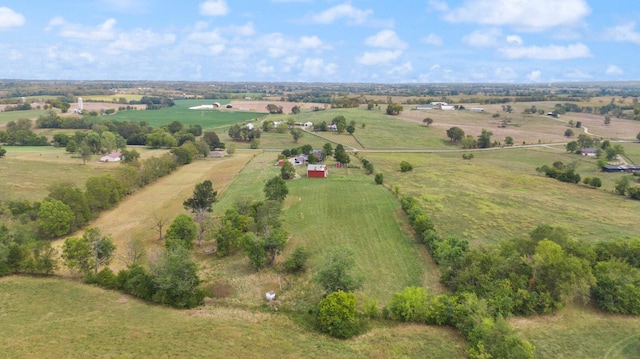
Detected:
left=100, top=152, right=122, bottom=162
left=307, top=164, right=328, bottom=178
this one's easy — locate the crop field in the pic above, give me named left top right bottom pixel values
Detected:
left=0, top=276, right=467, bottom=359
left=108, top=99, right=265, bottom=131
left=362, top=146, right=640, bottom=245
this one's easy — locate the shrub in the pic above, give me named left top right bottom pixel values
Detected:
left=283, top=246, right=310, bottom=273
left=374, top=173, right=384, bottom=185
left=94, top=267, right=119, bottom=290
left=316, top=291, right=361, bottom=339
left=387, top=286, right=431, bottom=322
left=400, top=161, right=413, bottom=172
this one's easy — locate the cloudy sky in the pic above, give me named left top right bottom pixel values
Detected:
left=0, top=0, right=638, bottom=83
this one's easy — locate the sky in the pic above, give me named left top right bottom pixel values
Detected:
left=0, top=0, right=639, bottom=83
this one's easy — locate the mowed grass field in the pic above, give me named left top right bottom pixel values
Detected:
left=0, top=276, right=467, bottom=359
left=0, top=109, right=51, bottom=127
left=208, top=152, right=444, bottom=306
left=363, top=146, right=640, bottom=245
left=108, top=99, right=265, bottom=131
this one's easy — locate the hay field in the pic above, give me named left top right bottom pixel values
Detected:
left=53, top=152, right=255, bottom=272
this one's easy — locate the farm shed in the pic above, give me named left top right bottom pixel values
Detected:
left=100, top=152, right=122, bottom=162
left=580, top=148, right=597, bottom=156
left=307, top=164, right=328, bottom=178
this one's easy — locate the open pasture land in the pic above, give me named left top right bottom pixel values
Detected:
left=210, top=152, right=443, bottom=305
left=363, top=147, right=640, bottom=245
left=58, top=152, right=255, bottom=272
left=82, top=94, right=144, bottom=103
left=0, top=109, right=51, bottom=127
left=0, top=146, right=122, bottom=202
left=0, top=146, right=170, bottom=202
left=512, top=303, right=640, bottom=359
left=0, top=276, right=467, bottom=359
left=108, top=99, right=265, bottom=131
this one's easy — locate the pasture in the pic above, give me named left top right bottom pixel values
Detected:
left=0, top=109, right=50, bottom=127
left=362, top=146, right=640, bottom=245
left=209, top=151, right=443, bottom=306
left=0, top=276, right=467, bottom=359
left=108, top=99, right=265, bottom=131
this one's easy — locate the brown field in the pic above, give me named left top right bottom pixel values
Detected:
left=230, top=100, right=327, bottom=114
left=53, top=151, right=255, bottom=272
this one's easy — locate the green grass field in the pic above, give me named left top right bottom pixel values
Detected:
left=362, top=146, right=640, bottom=245
left=0, top=109, right=50, bottom=125
left=0, top=276, right=466, bottom=359
left=108, top=99, right=265, bottom=131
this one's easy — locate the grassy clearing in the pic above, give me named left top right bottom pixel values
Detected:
left=0, top=109, right=51, bottom=125
left=0, top=276, right=466, bottom=359
left=108, top=99, right=265, bottom=131
left=511, top=303, right=640, bottom=359
left=55, top=152, right=255, bottom=272
left=83, top=94, right=144, bottom=102
left=210, top=152, right=444, bottom=305
left=363, top=147, right=640, bottom=245
left=0, top=146, right=120, bottom=202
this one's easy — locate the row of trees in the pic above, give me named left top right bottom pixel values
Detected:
left=446, top=127, right=497, bottom=149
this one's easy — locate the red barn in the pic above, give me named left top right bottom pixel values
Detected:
left=307, top=164, right=328, bottom=178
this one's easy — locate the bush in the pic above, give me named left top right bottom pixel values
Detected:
left=400, top=161, right=413, bottom=172
left=387, top=286, right=431, bottom=322
left=283, top=246, right=310, bottom=273
left=94, top=267, right=119, bottom=290
left=374, top=173, right=383, bottom=185
left=316, top=291, right=362, bottom=339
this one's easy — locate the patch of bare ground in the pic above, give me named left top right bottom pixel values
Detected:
left=52, top=152, right=254, bottom=273
left=230, top=100, right=327, bottom=114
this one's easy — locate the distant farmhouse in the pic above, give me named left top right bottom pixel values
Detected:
left=100, top=152, right=122, bottom=162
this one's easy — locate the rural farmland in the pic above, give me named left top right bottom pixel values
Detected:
left=1, top=81, right=640, bottom=358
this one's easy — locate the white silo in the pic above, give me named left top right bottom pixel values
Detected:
left=78, top=97, right=83, bottom=111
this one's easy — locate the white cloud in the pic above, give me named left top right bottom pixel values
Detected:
left=209, top=44, right=225, bottom=55
left=299, top=36, right=323, bottom=49
left=444, top=0, right=590, bottom=32
left=506, top=35, right=523, bottom=46
left=428, top=0, right=449, bottom=12
left=364, top=30, right=407, bottom=49
left=606, top=23, right=640, bottom=45
left=422, top=33, right=443, bottom=46
left=79, top=52, right=96, bottom=63
left=500, top=42, right=591, bottom=60
left=389, top=62, right=413, bottom=75
left=356, top=50, right=402, bottom=65
left=48, top=17, right=117, bottom=41
left=225, top=22, right=256, bottom=37
left=311, top=3, right=373, bottom=25
left=430, top=64, right=441, bottom=71
left=109, top=30, right=176, bottom=52
left=302, top=58, right=337, bottom=77
left=98, top=0, right=149, bottom=13
left=188, top=29, right=224, bottom=44
left=0, top=7, right=25, bottom=29
left=494, top=67, right=517, bottom=81
left=605, top=65, right=623, bottom=75
left=463, top=28, right=502, bottom=47
left=527, top=70, right=542, bottom=81
left=565, top=68, right=592, bottom=79
left=200, top=0, right=229, bottom=17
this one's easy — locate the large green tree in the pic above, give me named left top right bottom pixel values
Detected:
left=314, top=246, right=362, bottom=294
left=48, top=182, right=92, bottom=231
left=446, top=127, right=465, bottom=143
left=183, top=180, right=217, bottom=247
left=264, top=176, right=289, bottom=202
left=37, top=199, right=75, bottom=238
left=85, top=175, right=126, bottom=212
left=165, top=214, right=198, bottom=251
left=62, top=228, right=115, bottom=275
left=150, top=246, right=203, bottom=308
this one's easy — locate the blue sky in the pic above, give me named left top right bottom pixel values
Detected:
left=0, top=0, right=638, bottom=83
